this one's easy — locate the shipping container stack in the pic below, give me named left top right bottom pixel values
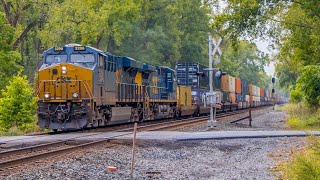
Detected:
left=221, top=74, right=237, bottom=110
left=235, top=78, right=242, bottom=109
left=175, top=63, right=209, bottom=105
left=241, top=80, right=250, bottom=108
left=221, top=74, right=230, bottom=104
left=249, top=84, right=253, bottom=107
left=264, top=88, right=269, bottom=103
left=229, top=75, right=236, bottom=105
left=254, top=85, right=261, bottom=106
left=260, top=87, right=265, bottom=105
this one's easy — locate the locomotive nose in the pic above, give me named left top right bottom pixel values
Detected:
left=37, top=63, right=93, bottom=101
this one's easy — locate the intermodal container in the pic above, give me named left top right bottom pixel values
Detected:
left=249, top=84, right=253, bottom=96
left=221, top=75, right=230, bottom=92
left=236, top=94, right=243, bottom=101
left=213, top=76, right=221, bottom=90
left=260, top=87, right=264, bottom=97
left=242, top=80, right=249, bottom=95
left=253, top=85, right=260, bottom=97
left=235, top=78, right=242, bottom=94
left=229, top=92, right=236, bottom=104
left=177, top=86, right=192, bottom=106
left=191, top=88, right=206, bottom=105
left=264, top=89, right=268, bottom=98
left=245, top=95, right=250, bottom=102
left=254, top=96, right=261, bottom=102
left=249, top=95, right=254, bottom=104
left=229, top=76, right=235, bottom=93
left=222, top=92, right=230, bottom=102
left=175, top=63, right=209, bottom=90
left=257, top=86, right=261, bottom=97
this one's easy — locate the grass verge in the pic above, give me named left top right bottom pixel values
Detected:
left=278, top=136, right=320, bottom=179
left=277, top=103, right=320, bottom=179
left=279, top=103, right=320, bottom=130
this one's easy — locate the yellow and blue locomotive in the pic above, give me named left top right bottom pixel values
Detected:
left=37, top=44, right=178, bottom=130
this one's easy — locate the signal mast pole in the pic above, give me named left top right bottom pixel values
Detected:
left=207, top=35, right=222, bottom=127
left=208, top=35, right=216, bottom=127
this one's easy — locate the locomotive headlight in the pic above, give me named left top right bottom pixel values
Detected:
left=72, top=92, right=79, bottom=99
left=61, top=66, right=67, bottom=74
left=44, top=93, right=50, bottom=99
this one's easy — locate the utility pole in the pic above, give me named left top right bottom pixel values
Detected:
left=207, top=35, right=222, bottom=128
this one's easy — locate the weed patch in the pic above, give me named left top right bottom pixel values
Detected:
left=278, top=137, right=320, bottom=179
left=280, top=103, right=320, bottom=130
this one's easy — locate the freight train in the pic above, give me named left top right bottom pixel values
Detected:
left=36, top=44, right=286, bottom=131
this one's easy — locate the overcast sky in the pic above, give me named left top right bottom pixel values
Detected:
left=255, top=40, right=276, bottom=76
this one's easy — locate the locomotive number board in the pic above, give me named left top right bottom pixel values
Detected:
left=54, top=47, right=64, bottom=51
left=74, top=46, right=86, bottom=51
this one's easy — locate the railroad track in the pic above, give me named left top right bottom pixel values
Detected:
left=0, top=105, right=270, bottom=173
left=118, top=108, right=259, bottom=132
left=0, top=133, right=132, bottom=174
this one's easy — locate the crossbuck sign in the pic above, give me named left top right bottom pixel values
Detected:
left=206, top=35, right=223, bottom=128
left=212, top=37, right=222, bottom=57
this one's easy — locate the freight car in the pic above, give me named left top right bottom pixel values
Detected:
left=37, top=44, right=284, bottom=131
left=175, top=63, right=276, bottom=112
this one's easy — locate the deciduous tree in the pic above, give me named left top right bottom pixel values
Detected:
left=0, top=73, right=36, bottom=131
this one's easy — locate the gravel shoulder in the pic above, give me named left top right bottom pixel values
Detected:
left=177, top=105, right=288, bottom=132
left=5, top=137, right=305, bottom=180
left=4, top=105, right=307, bottom=180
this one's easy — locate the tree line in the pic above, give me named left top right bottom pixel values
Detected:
left=0, top=0, right=276, bottom=132
left=211, top=0, right=319, bottom=108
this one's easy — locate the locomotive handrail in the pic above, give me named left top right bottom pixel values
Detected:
left=116, top=82, right=171, bottom=102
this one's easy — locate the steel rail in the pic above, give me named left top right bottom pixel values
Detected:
left=0, top=133, right=132, bottom=170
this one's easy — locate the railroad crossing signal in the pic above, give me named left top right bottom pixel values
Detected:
left=207, top=35, right=223, bottom=128
left=211, top=37, right=222, bottom=65
left=212, top=37, right=222, bottom=56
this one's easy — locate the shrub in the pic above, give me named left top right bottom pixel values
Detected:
left=290, top=89, right=303, bottom=103
left=279, top=137, right=320, bottom=179
left=296, top=65, right=320, bottom=108
left=281, top=103, right=320, bottom=129
left=0, top=73, right=37, bottom=132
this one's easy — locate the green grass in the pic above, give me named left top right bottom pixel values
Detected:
left=0, top=126, right=25, bottom=136
left=279, top=103, right=320, bottom=130
left=0, top=122, right=48, bottom=136
left=277, top=104, right=320, bottom=179
left=278, top=137, right=320, bottom=180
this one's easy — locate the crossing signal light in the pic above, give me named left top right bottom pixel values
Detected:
left=272, top=77, right=275, bottom=83
left=272, top=89, right=275, bottom=93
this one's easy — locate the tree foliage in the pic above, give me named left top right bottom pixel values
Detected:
left=296, top=65, right=320, bottom=108
left=112, top=0, right=211, bottom=67
left=211, top=0, right=319, bottom=99
left=219, top=40, right=270, bottom=87
left=0, top=12, right=22, bottom=91
left=39, top=0, right=141, bottom=48
left=0, top=0, right=52, bottom=50
left=0, top=73, right=36, bottom=131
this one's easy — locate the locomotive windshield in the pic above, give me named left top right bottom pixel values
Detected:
left=46, top=55, right=68, bottom=64
left=70, top=54, right=95, bottom=69
left=70, top=54, right=95, bottom=63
